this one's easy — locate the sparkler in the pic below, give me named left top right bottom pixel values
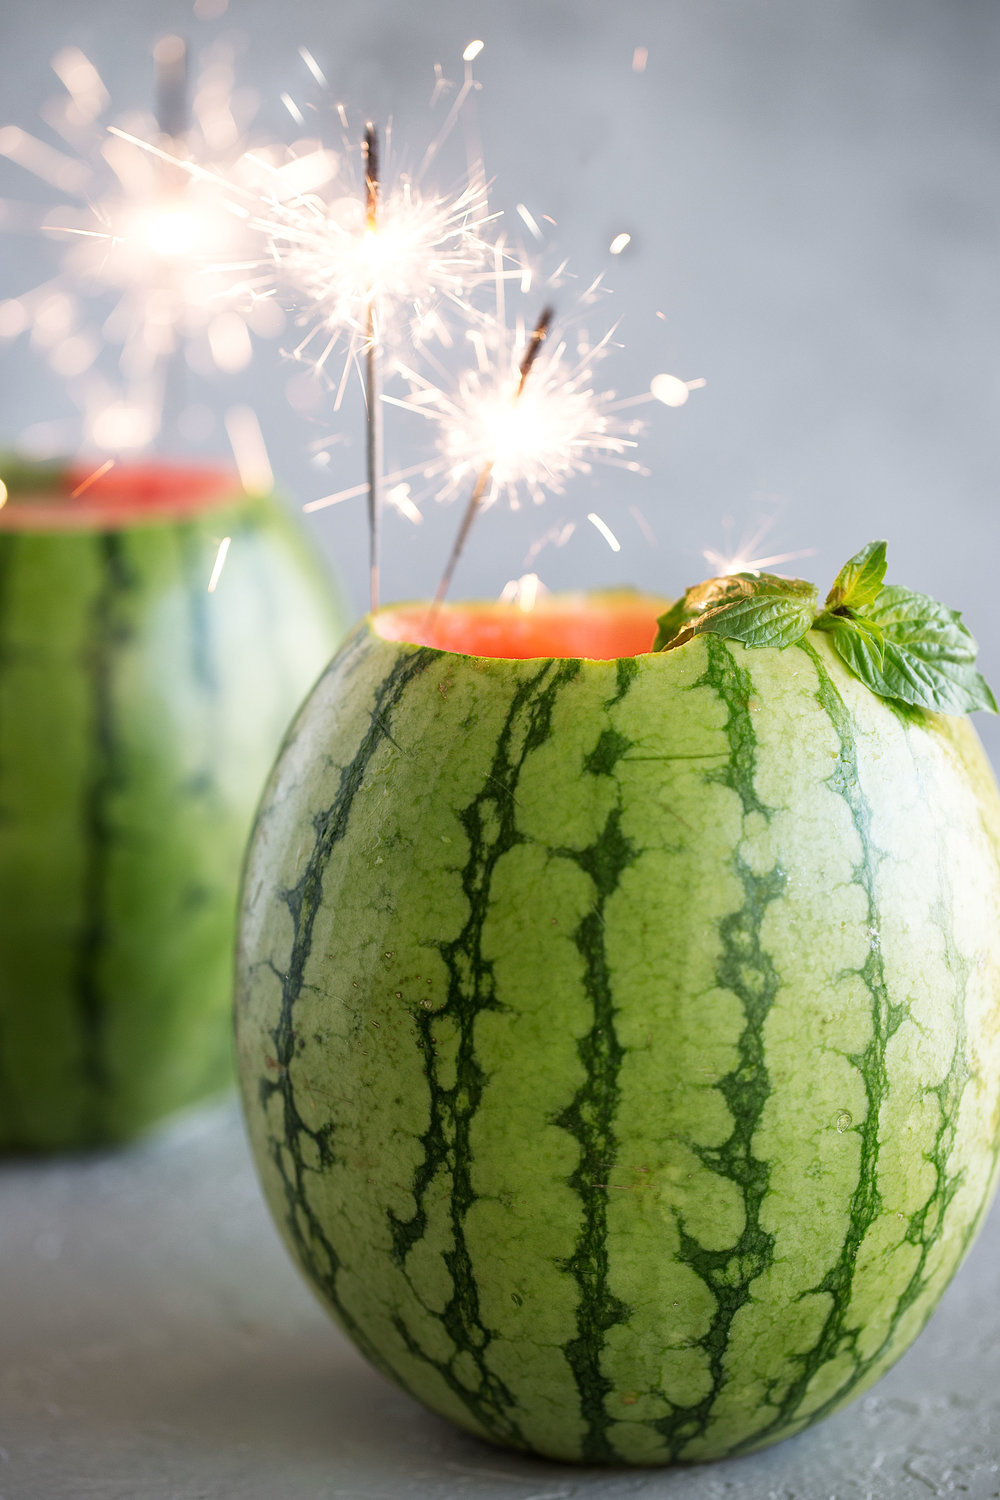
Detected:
left=385, top=258, right=655, bottom=597
left=433, top=305, right=552, bottom=605
left=238, top=46, right=507, bottom=605
left=251, top=128, right=500, bottom=385
left=3, top=36, right=699, bottom=606
left=0, top=37, right=278, bottom=453
left=363, top=124, right=383, bottom=609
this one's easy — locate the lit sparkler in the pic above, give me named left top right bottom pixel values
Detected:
left=385, top=264, right=654, bottom=599
left=363, top=123, right=383, bottom=608
left=433, top=304, right=553, bottom=604
left=233, top=45, right=509, bottom=605
left=392, top=316, right=646, bottom=514
left=251, top=124, right=500, bottom=385
left=0, top=37, right=283, bottom=452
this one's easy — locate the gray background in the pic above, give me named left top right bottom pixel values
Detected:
left=1, top=0, right=999, bottom=759
left=2, top=4, right=1000, bottom=1496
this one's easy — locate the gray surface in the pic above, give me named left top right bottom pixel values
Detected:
left=1, top=1100, right=998, bottom=1500
left=2, top=0, right=1000, bottom=765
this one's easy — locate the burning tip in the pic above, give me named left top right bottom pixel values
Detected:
left=609, top=232, right=632, bottom=256
left=463, top=39, right=485, bottom=62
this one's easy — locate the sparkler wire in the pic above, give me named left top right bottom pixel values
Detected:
left=364, top=122, right=382, bottom=610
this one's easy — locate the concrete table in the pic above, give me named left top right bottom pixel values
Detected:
left=1, top=1101, right=998, bottom=1500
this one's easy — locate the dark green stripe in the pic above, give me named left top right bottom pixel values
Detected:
left=725, top=636, right=905, bottom=1450
left=554, top=791, right=635, bottom=1461
left=655, top=636, right=781, bottom=1459
left=74, top=532, right=134, bottom=1108
left=256, top=643, right=436, bottom=1375
left=608, top=656, right=639, bottom=708
left=772, top=676, right=977, bottom=1431
left=388, top=657, right=582, bottom=1449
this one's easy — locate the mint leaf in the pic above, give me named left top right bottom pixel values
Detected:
left=653, top=546, right=996, bottom=717
left=814, top=609, right=887, bottom=667
left=652, top=596, right=696, bottom=652
left=656, top=572, right=818, bottom=652
left=828, top=585, right=997, bottom=715
left=653, top=573, right=765, bottom=650
left=686, top=590, right=818, bottom=649
left=825, top=540, right=887, bottom=612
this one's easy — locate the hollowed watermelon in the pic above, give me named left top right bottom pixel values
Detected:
left=0, top=459, right=346, bottom=1150
left=235, top=591, right=1000, bottom=1464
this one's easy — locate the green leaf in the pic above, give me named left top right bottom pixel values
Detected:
left=656, top=572, right=818, bottom=653
left=824, top=540, right=887, bottom=612
left=685, top=591, right=818, bottom=650
left=652, top=597, right=695, bottom=652
left=653, top=574, right=763, bottom=650
left=814, top=608, right=887, bottom=667
left=653, top=546, right=996, bottom=716
left=828, top=586, right=998, bottom=715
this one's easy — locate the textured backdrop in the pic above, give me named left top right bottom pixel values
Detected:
left=2, top=0, right=998, bottom=761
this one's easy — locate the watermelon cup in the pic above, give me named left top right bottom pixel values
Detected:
left=235, top=588, right=1000, bottom=1464
left=0, top=457, right=346, bottom=1151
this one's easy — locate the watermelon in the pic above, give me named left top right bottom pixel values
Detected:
left=0, top=459, right=346, bottom=1151
left=235, top=591, right=1000, bottom=1464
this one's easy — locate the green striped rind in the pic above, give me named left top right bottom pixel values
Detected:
left=235, top=619, right=1000, bottom=1463
left=0, top=492, right=344, bottom=1149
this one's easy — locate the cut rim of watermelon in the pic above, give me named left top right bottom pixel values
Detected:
left=0, top=459, right=246, bottom=532
left=374, top=593, right=668, bottom=661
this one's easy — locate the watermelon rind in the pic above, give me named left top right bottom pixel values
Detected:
left=0, top=466, right=346, bottom=1150
left=236, top=600, right=1000, bottom=1464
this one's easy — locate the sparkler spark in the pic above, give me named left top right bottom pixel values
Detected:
left=650, top=372, right=706, bottom=408
left=70, top=457, right=115, bottom=498
left=587, top=511, right=621, bottom=552
left=224, top=404, right=273, bottom=495
left=701, top=517, right=816, bottom=578
left=499, top=572, right=545, bottom=611
left=207, top=535, right=231, bottom=592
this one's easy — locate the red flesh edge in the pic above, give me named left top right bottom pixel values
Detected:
left=0, top=461, right=243, bottom=531
left=375, top=594, right=664, bottom=660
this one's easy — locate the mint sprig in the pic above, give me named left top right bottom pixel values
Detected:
left=651, top=573, right=818, bottom=651
left=653, top=542, right=997, bottom=717
left=824, top=538, right=887, bottom=612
